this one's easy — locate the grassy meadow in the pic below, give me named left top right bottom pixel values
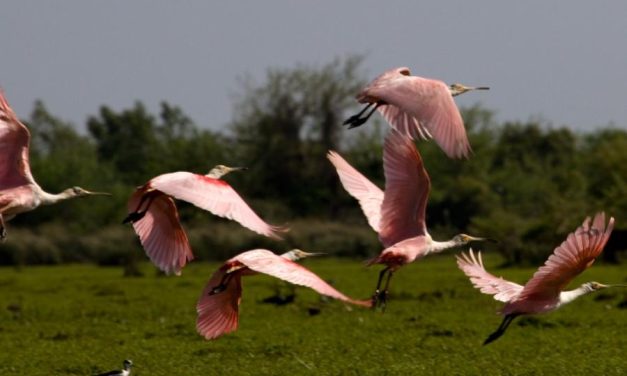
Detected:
left=0, top=254, right=625, bottom=375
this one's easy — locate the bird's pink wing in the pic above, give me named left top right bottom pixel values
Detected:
left=364, top=74, right=470, bottom=159
left=150, top=172, right=286, bottom=239
left=128, top=189, right=193, bottom=275
left=518, top=212, right=614, bottom=301
left=456, top=250, right=523, bottom=302
left=378, top=130, right=430, bottom=247
left=0, top=91, right=35, bottom=190
left=378, top=104, right=430, bottom=140
left=327, top=151, right=384, bottom=232
left=236, top=249, right=371, bottom=307
left=196, top=267, right=242, bottom=340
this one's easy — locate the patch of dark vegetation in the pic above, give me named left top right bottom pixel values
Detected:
left=262, top=344, right=288, bottom=357
left=516, top=317, right=556, bottom=328
left=92, top=285, right=125, bottom=297
left=47, top=331, right=70, bottom=341
left=593, top=292, right=616, bottom=302
left=193, top=348, right=212, bottom=357
left=428, top=329, right=454, bottom=337
left=123, top=260, right=144, bottom=277
left=55, top=365, right=84, bottom=375
left=414, top=288, right=457, bottom=302
left=617, top=299, right=627, bottom=309
left=307, top=307, right=321, bottom=316
left=6, top=303, right=21, bottom=318
left=260, top=293, right=295, bottom=306
left=175, top=280, right=195, bottom=287
left=144, top=331, right=156, bottom=339
left=0, top=278, right=16, bottom=287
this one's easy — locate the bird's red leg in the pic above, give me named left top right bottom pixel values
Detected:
left=209, top=273, right=234, bottom=295
left=122, top=192, right=159, bottom=224
left=483, top=314, right=519, bottom=345
left=343, top=102, right=383, bottom=129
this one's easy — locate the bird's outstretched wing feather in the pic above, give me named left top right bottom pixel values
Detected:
left=457, top=249, right=524, bottom=302
left=128, top=189, right=193, bottom=275
left=196, top=267, right=242, bottom=340
left=358, top=68, right=470, bottom=159
left=518, top=212, right=614, bottom=301
left=150, top=172, right=286, bottom=239
left=0, top=91, right=36, bottom=190
left=327, top=151, right=384, bottom=232
left=378, top=130, right=430, bottom=247
left=236, top=249, right=371, bottom=307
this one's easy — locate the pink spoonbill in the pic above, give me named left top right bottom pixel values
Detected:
left=196, top=248, right=371, bottom=340
left=328, top=129, right=489, bottom=309
left=0, top=90, right=110, bottom=240
left=343, top=67, right=489, bottom=159
left=123, top=166, right=287, bottom=275
left=457, top=212, right=622, bottom=345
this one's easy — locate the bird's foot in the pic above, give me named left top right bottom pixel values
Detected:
left=122, top=211, right=146, bottom=224
left=371, top=290, right=388, bottom=312
left=343, top=115, right=368, bottom=129
left=0, top=227, right=6, bottom=242
left=209, top=284, right=226, bottom=296
left=371, top=290, right=380, bottom=309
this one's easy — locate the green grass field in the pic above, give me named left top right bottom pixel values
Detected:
left=0, top=255, right=625, bottom=375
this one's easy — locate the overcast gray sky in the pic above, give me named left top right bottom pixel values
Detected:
left=1, top=1, right=626, bottom=133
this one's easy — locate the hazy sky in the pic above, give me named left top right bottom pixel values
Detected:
left=2, top=1, right=626, bottom=133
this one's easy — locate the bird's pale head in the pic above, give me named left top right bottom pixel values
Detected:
left=123, top=359, right=133, bottom=369
left=584, top=281, right=609, bottom=291
left=282, top=249, right=324, bottom=261
left=449, top=83, right=490, bottom=97
left=453, top=234, right=492, bottom=245
left=65, top=186, right=111, bottom=197
left=207, top=165, right=248, bottom=179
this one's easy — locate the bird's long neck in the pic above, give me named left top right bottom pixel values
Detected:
left=559, top=285, right=594, bottom=306
left=425, top=238, right=460, bottom=255
left=206, top=171, right=225, bottom=179
left=38, top=189, right=74, bottom=206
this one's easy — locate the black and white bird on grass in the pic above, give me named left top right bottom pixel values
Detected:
left=94, top=360, right=133, bottom=376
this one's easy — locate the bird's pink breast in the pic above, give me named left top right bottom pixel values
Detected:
left=502, top=298, right=558, bottom=316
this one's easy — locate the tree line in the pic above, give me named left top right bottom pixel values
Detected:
left=2, top=56, right=625, bottom=266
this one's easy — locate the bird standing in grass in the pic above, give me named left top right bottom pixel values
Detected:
left=0, top=90, right=110, bottom=240
left=457, top=212, right=623, bottom=345
left=328, top=129, right=488, bottom=309
left=196, top=248, right=371, bottom=340
left=94, top=359, right=132, bottom=376
left=343, top=67, right=489, bottom=159
left=124, top=165, right=287, bottom=275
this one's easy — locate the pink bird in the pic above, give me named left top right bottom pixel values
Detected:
left=457, top=212, right=624, bottom=345
left=343, top=67, right=489, bottom=159
left=123, top=166, right=287, bottom=275
left=0, top=90, right=109, bottom=240
left=196, top=248, right=371, bottom=340
left=328, top=129, right=488, bottom=309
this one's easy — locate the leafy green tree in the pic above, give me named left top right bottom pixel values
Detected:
left=230, top=56, right=366, bottom=217
left=17, top=101, right=118, bottom=229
